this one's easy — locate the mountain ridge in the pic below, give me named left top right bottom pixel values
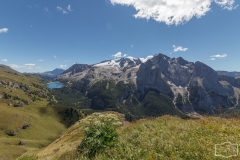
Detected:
left=55, top=53, right=240, bottom=116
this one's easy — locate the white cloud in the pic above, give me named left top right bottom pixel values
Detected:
left=210, top=53, right=227, bottom=58
left=110, top=0, right=237, bottom=25
left=24, top=64, right=35, bottom=70
left=10, top=64, right=24, bottom=69
left=214, top=0, right=238, bottom=10
left=67, top=5, right=73, bottom=11
left=2, top=59, right=7, bottom=62
left=57, top=4, right=73, bottom=14
left=209, top=54, right=227, bottom=60
left=171, top=45, right=188, bottom=54
left=56, top=6, right=64, bottom=11
left=58, top=65, right=67, bottom=69
left=37, top=59, right=44, bottom=62
left=112, top=52, right=128, bottom=58
left=63, top=11, right=68, bottom=14
left=0, top=28, right=8, bottom=34
left=36, top=67, right=42, bottom=69
left=24, top=63, right=36, bottom=67
left=9, top=63, right=38, bottom=69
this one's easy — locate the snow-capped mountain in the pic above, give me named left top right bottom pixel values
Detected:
left=55, top=53, right=240, bottom=116
left=56, top=56, right=154, bottom=84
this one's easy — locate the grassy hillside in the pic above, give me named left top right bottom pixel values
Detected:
left=0, top=65, right=76, bottom=159
left=23, top=112, right=240, bottom=160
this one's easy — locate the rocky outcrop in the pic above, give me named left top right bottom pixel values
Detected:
left=22, top=123, right=31, bottom=129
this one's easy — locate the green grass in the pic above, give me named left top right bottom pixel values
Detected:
left=0, top=66, right=72, bottom=159
left=27, top=113, right=240, bottom=160
left=0, top=102, right=69, bottom=159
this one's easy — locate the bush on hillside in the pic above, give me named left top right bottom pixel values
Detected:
left=77, top=113, right=121, bottom=158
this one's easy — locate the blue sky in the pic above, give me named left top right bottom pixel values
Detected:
left=0, top=0, right=239, bottom=72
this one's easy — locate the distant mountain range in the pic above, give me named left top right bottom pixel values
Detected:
left=25, top=68, right=65, bottom=80
left=217, top=71, right=240, bottom=77
left=54, top=53, right=240, bottom=118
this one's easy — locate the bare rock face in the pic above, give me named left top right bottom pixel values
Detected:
left=136, top=54, right=173, bottom=98
left=136, top=54, right=237, bottom=114
left=56, top=64, right=91, bottom=81
left=55, top=53, right=238, bottom=115
left=188, top=61, right=235, bottom=113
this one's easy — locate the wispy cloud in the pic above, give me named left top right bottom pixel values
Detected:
left=110, top=0, right=237, bottom=25
left=215, top=0, right=239, bottom=10
left=36, top=67, right=42, bottom=69
left=170, top=45, right=188, bottom=54
left=2, top=59, right=7, bottom=62
left=57, top=6, right=64, bottom=11
left=24, top=64, right=36, bottom=70
left=10, top=64, right=24, bottom=69
left=58, top=65, right=67, bottom=69
left=37, top=59, right=44, bottom=62
left=112, top=52, right=127, bottom=58
left=0, top=28, right=8, bottom=34
left=44, top=7, right=49, bottom=12
left=24, top=63, right=35, bottom=67
left=57, top=4, right=73, bottom=14
left=54, top=55, right=57, bottom=58
left=67, top=5, right=73, bottom=11
left=209, top=54, right=227, bottom=60
left=10, top=63, right=38, bottom=70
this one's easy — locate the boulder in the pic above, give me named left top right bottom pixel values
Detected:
left=22, top=124, right=31, bottom=129
left=18, top=140, right=27, bottom=146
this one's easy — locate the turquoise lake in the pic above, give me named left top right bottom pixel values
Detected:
left=46, top=82, right=64, bottom=89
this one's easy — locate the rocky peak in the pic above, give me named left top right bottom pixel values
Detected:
left=176, top=57, right=189, bottom=66
left=62, top=64, right=90, bottom=75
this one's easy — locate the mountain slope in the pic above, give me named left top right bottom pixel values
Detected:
left=55, top=54, right=239, bottom=116
left=0, top=65, right=75, bottom=159
left=25, top=68, right=65, bottom=80
left=23, top=113, right=240, bottom=160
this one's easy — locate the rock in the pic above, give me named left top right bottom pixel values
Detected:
left=13, top=83, right=19, bottom=89
left=1, top=81, right=7, bottom=85
left=6, top=130, right=18, bottom=136
left=8, top=81, right=13, bottom=86
left=14, top=101, right=24, bottom=107
left=18, top=140, right=27, bottom=146
left=22, top=124, right=31, bottom=129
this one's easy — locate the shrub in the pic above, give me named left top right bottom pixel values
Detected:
left=78, top=124, right=118, bottom=158
left=77, top=113, right=121, bottom=158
